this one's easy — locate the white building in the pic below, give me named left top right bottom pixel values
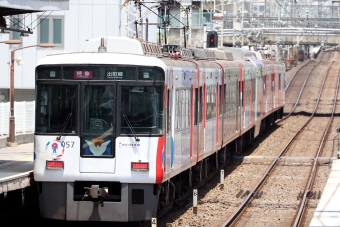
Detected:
left=0, top=0, right=158, bottom=102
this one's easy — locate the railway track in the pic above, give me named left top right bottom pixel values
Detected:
left=220, top=53, right=340, bottom=226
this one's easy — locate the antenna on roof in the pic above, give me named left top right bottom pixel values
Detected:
left=98, top=37, right=107, bottom=53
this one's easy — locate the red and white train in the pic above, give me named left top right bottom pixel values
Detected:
left=33, top=37, right=285, bottom=222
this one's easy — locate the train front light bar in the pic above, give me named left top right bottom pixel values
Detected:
left=131, top=162, right=149, bottom=171
left=46, top=160, right=64, bottom=170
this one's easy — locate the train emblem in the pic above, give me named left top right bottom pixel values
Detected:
left=45, top=140, right=65, bottom=159
left=85, top=138, right=111, bottom=156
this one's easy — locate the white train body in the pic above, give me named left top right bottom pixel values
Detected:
left=33, top=37, right=285, bottom=222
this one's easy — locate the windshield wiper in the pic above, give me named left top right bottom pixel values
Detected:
left=56, top=113, right=72, bottom=140
left=123, top=115, right=140, bottom=142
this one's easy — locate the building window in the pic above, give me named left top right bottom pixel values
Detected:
left=252, top=3, right=265, bottom=16
left=38, top=16, right=64, bottom=46
left=11, top=16, right=22, bottom=41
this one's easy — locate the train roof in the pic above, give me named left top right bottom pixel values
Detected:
left=37, top=37, right=282, bottom=68
left=36, top=51, right=167, bottom=68
left=220, top=47, right=258, bottom=60
left=83, top=37, right=264, bottom=62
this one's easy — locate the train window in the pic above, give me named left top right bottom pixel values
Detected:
left=83, top=85, right=115, bottom=157
left=194, top=88, right=198, bottom=125
left=282, top=74, right=286, bottom=90
left=175, top=90, right=181, bottom=130
left=120, top=86, right=164, bottom=135
left=224, top=84, right=227, bottom=114
left=184, top=89, right=190, bottom=128
left=219, top=84, right=222, bottom=116
left=36, top=66, right=61, bottom=79
left=63, top=66, right=137, bottom=80
left=206, top=85, right=216, bottom=120
left=187, top=89, right=191, bottom=127
left=225, top=82, right=237, bottom=113
left=239, top=81, right=242, bottom=108
left=182, top=90, right=186, bottom=129
left=167, top=89, right=171, bottom=133
left=199, top=87, right=203, bottom=123
left=212, top=86, right=216, bottom=118
left=246, top=79, right=251, bottom=105
left=138, top=67, right=165, bottom=81
left=206, top=88, right=210, bottom=119
left=264, top=75, right=267, bottom=97
left=231, top=82, right=236, bottom=111
left=174, top=88, right=191, bottom=130
left=35, top=84, right=77, bottom=133
left=183, top=90, right=187, bottom=128
left=252, top=78, right=256, bottom=103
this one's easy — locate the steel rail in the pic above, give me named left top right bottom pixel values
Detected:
left=140, top=163, right=228, bottom=227
left=279, top=60, right=322, bottom=122
left=285, top=60, right=314, bottom=92
left=293, top=64, right=340, bottom=227
left=285, top=49, right=327, bottom=91
left=280, top=50, right=331, bottom=122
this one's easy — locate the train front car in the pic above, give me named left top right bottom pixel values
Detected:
left=33, top=37, right=166, bottom=222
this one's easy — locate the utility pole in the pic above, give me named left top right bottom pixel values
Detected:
left=204, top=23, right=207, bottom=48
left=137, top=1, right=143, bottom=39
left=180, top=1, right=192, bottom=48
left=124, top=1, right=138, bottom=38
left=221, top=0, right=224, bottom=48
left=233, top=0, right=244, bottom=47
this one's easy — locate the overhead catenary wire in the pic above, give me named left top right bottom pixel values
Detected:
left=31, top=11, right=53, bottom=30
left=273, top=0, right=304, bottom=27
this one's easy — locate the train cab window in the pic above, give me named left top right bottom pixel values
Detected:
left=36, top=66, right=61, bottom=79
left=138, top=67, right=165, bottom=81
left=35, top=84, right=77, bottom=133
left=120, top=86, right=164, bottom=135
left=82, top=85, right=115, bottom=157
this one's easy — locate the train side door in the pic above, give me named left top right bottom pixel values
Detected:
left=166, top=68, right=174, bottom=175
left=263, top=74, right=266, bottom=116
left=267, top=65, right=271, bottom=112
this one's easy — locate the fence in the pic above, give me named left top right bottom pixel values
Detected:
left=0, top=101, right=35, bottom=136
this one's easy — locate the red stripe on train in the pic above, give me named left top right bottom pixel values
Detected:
left=156, top=137, right=164, bottom=183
